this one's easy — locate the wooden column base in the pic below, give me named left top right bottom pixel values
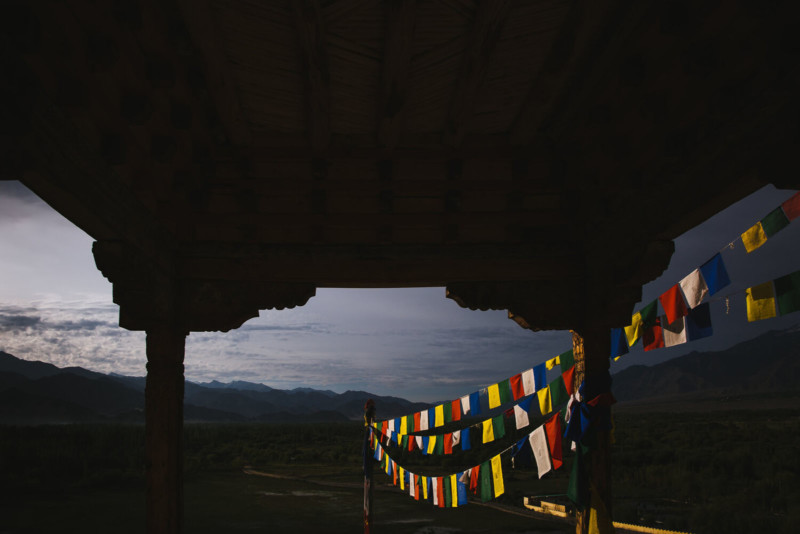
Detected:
left=145, top=327, right=186, bottom=534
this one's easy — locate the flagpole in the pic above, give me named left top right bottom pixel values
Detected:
left=363, top=399, right=376, bottom=534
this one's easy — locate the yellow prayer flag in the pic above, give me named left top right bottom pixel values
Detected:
left=399, top=466, right=405, bottom=490
left=450, top=474, right=458, bottom=507
left=400, top=416, right=407, bottom=435
left=435, top=404, right=444, bottom=427
left=487, top=383, right=501, bottom=409
left=482, top=418, right=495, bottom=444
left=427, top=435, right=437, bottom=454
left=422, top=476, right=428, bottom=499
left=545, top=356, right=560, bottom=370
left=491, top=454, right=504, bottom=498
left=742, top=222, right=767, bottom=253
left=537, top=386, right=552, bottom=415
left=746, top=281, right=777, bottom=321
left=624, top=311, right=643, bottom=347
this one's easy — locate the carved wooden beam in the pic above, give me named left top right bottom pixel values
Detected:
left=292, top=0, right=331, bottom=153
left=377, top=0, right=416, bottom=150
left=443, top=0, right=513, bottom=147
left=180, top=243, right=582, bottom=288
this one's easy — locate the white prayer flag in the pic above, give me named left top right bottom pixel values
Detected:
left=452, top=430, right=461, bottom=448
left=409, top=473, right=415, bottom=497
left=521, top=368, right=535, bottom=396
left=459, top=469, right=471, bottom=485
left=529, top=425, right=552, bottom=479
left=680, top=268, right=709, bottom=309
left=460, top=395, right=471, bottom=415
left=432, top=479, right=439, bottom=506
left=514, top=404, right=530, bottom=430
left=662, top=315, right=687, bottom=347
left=388, top=419, right=395, bottom=433
left=420, top=410, right=429, bottom=431
left=415, top=436, right=423, bottom=449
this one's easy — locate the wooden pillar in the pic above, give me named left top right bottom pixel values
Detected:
left=571, top=327, right=613, bottom=534
left=363, top=399, right=375, bottom=533
left=145, top=326, right=186, bottom=534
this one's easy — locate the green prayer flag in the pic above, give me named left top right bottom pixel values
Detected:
left=443, top=401, right=452, bottom=423
left=550, top=375, right=569, bottom=408
left=435, top=434, right=444, bottom=455
left=775, top=270, right=800, bottom=315
left=443, top=474, right=452, bottom=507
left=408, top=415, right=415, bottom=433
left=761, top=206, right=790, bottom=237
left=401, top=435, right=408, bottom=449
left=640, top=299, right=658, bottom=328
left=480, top=460, right=493, bottom=502
left=498, top=379, right=512, bottom=405
left=567, top=443, right=590, bottom=510
left=559, top=349, right=574, bottom=373
left=492, top=415, right=505, bottom=440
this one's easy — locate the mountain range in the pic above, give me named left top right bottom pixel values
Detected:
left=0, top=351, right=430, bottom=424
left=2, top=326, right=798, bottom=423
left=612, top=326, right=800, bottom=403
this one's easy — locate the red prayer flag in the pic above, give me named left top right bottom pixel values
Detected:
left=414, top=475, right=420, bottom=500
left=437, top=477, right=445, bottom=508
left=393, top=461, right=398, bottom=485
left=381, top=420, right=388, bottom=437
left=444, top=433, right=453, bottom=454
left=509, top=373, right=525, bottom=400
left=544, top=412, right=563, bottom=470
left=643, top=322, right=664, bottom=352
left=451, top=399, right=461, bottom=422
left=782, top=192, right=800, bottom=221
left=562, top=366, right=575, bottom=395
left=469, top=466, right=480, bottom=493
left=659, top=284, right=688, bottom=324
left=414, top=411, right=421, bottom=431
left=408, top=435, right=415, bottom=452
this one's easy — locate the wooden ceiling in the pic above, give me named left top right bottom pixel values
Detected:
left=3, top=0, right=798, bottom=332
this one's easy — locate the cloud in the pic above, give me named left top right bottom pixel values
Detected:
left=0, top=313, right=42, bottom=330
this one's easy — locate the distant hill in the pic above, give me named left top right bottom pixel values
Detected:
left=0, top=351, right=429, bottom=424
left=613, top=328, right=800, bottom=403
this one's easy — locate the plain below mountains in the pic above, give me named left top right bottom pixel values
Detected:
left=0, top=351, right=430, bottom=425
left=613, top=327, right=800, bottom=406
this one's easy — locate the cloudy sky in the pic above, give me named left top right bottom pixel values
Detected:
left=1, top=181, right=798, bottom=402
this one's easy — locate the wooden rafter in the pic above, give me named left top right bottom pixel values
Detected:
left=377, top=0, right=417, bottom=150
left=177, top=0, right=252, bottom=147
left=443, top=0, right=513, bottom=147
left=508, top=0, right=625, bottom=146
left=292, top=0, right=331, bottom=153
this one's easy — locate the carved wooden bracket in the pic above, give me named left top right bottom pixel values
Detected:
left=93, top=240, right=316, bottom=332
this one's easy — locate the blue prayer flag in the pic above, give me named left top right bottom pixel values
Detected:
left=518, top=396, right=533, bottom=414
left=610, top=327, right=629, bottom=358
left=457, top=472, right=469, bottom=505
left=686, top=302, right=713, bottom=340
left=461, top=426, right=471, bottom=450
left=700, top=253, right=731, bottom=296
left=469, top=391, right=482, bottom=416
left=421, top=436, right=429, bottom=455
left=533, top=364, right=547, bottom=391
left=394, top=418, right=401, bottom=432
left=428, top=408, right=436, bottom=427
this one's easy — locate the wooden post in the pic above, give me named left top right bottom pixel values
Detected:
left=363, top=399, right=375, bottom=534
left=145, top=326, right=186, bottom=534
left=571, top=328, right=613, bottom=534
